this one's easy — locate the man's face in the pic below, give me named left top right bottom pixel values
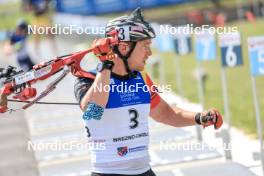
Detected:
left=128, top=39, right=152, bottom=71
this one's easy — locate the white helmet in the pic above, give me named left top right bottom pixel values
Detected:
left=105, top=7, right=156, bottom=42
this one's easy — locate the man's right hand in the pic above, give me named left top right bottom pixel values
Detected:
left=92, top=38, right=117, bottom=62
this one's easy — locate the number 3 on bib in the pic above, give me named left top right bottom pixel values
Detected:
left=128, top=108, right=139, bottom=129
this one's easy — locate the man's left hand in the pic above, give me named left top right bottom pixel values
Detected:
left=195, top=108, right=223, bottom=130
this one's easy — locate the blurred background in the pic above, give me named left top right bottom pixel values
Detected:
left=0, top=0, right=264, bottom=176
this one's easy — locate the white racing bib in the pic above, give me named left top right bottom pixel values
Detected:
left=83, top=71, right=159, bottom=174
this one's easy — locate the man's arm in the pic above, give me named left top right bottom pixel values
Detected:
left=3, top=41, right=13, bottom=55
left=79, top=37, right=115, bottom=112
left=150, top=96, right=223, bottom=129
left=150, top=97, right=197, bottom=127
left=145, top=72, right=197, bottom=127
left=3, top=32, right=20, bottom=55
left=80, top=69, right=111, bottom=111
left=145, top=71, right=222, bottom=129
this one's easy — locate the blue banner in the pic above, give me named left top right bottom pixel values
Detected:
left=56, top=0, right=92, bottom=15
left=56, top=0, right=196, bottom=15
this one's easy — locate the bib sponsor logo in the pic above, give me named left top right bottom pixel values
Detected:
left=117, top=145, right=147, bottom=157
left=117, top=146, right=128, bottom=156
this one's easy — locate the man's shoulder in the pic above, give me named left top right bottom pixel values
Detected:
left=75, top=69, right=97, bottom=83
left=74, top=69, right=97, bottom=103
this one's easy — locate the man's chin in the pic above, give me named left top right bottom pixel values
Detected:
left=136, top=66, right=145, bottom=71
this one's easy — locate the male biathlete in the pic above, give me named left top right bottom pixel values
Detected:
left=74, top=8, right=223, bottom=176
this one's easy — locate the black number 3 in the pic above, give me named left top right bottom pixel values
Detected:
left=129, top=108, right=139, bottom=129
left=118, top=28, right=125, bottom=40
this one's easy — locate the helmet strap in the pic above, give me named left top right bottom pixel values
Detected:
left=113, top=42, right=137, bottom=78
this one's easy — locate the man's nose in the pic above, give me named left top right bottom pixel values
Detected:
left=147, top=48, right=152, bottom=56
